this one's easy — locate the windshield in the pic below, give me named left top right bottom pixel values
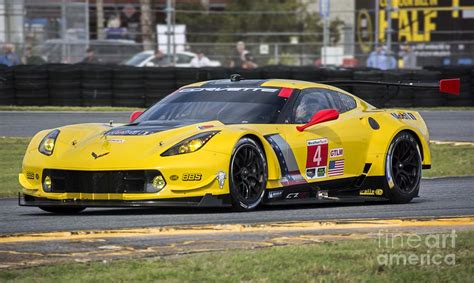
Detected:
left=124, top=52, right=151, bottom=66
left=136, top=87, right=288, bottom=125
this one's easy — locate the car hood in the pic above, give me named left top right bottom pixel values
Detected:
left=31, top=120, right=225, bottom=169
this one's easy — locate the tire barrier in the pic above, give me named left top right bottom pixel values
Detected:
left=81, top=64, right=113, bottom=106
left=112, top=66, right=145, bottom=108
left=13, top=65, right=49, bottom=106
left=48, top=64, right=82, bottom=106
left=0, top=64, right=472, bottom=108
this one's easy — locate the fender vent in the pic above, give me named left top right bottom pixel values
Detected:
left=354, top=174, right=367, bottom=188
left=363, top=163, right=372, bottom=174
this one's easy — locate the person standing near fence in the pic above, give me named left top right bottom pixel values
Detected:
left=229, top=41, right=249, bottom=68
left=366, top=45, right=396, bottom=70
left=82, top=48, right=99, bottom=64
left=0, top=44, right=21, bottom=66
left=190, top=51, right=211, bottom=68
left=399, top=42, right=417, bottom=69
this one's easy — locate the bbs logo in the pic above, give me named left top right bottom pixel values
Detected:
left=182, top=173, right=202, bottom=181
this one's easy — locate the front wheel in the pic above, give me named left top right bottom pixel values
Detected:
left=229, top=138, right=267, bottom=211
left=385, top=132, right=422, bottom=204
left=39, top=206, right=86, bottom=214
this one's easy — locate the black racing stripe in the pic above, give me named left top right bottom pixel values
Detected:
left=201, top=79, right=269, bottom=88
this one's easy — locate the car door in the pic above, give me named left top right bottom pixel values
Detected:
left=278, top=87, right=371, bottom=184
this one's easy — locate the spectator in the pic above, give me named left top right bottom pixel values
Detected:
left=150, top=49, right=172, bottom=67
left=22, top=47, right=46, bottom=65
left=366, top=45, right=396, bottom=70
left=229, top=41, right=249, bottom=68
left=241, top=53, right=258, bottom=69
left=82, top=48, right=99, bottom=63
left=399, top=42, right=417, bottom=69
left=0, top=43, right=21, bottom=66
left=190, top=51, right=211, bottom=68
left=105, top=16, right=128, bottom=40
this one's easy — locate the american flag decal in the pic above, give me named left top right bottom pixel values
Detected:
left=328, top=160, right=344, bottom=176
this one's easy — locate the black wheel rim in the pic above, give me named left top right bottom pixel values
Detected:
left=391, top=140, right=421, bottom=193
left=231, top=145, right=265, bottom=203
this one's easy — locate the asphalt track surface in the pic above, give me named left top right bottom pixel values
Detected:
left=0, top=110, right=472, bottom=235
left=1, top=177, right=473, bottom=234
left=0, top=110, right=473, bottom=141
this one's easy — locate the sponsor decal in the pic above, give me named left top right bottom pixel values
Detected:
left=108, top=139, right=125, bottom=143
left=106, top=129, right=153, bottom=136
left=391, top=112, right=417, bottom=120
left=306, top=138, right=328, bottom=179
left=182, top=173, right=202, bottom=181
left=268, top=190, right=283, bottom=199
left=91, top=152, right=109, bottom=159
left=328, top=160, right=344, bottom=177
left=286, top=192, right=300, bottom=199
left=198, top=125, right=215, bottom=130
left=330, top=148, right=344, bottom=158
left=26, top=172, right=35, bottom=180
left=178, top=87, right=279, bottom=93
left=307, top=166, right=326, bottom=179
left=359, top=189, right=384, bottom=196
left=170, top=175, right=179, bottom=181
left=317, top=167, right=326, bottom=178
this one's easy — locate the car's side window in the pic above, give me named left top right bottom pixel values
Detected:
left=177, top=54, right=193, bottom=64
left=292, top=88, right=334, bottom=124
left=334, top=91, right=357, bottom=113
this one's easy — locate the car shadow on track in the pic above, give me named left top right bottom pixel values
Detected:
left=23, top=199, right=427, bottom=216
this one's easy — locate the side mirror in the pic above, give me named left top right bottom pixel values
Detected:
left=145, top=62, right=155, bottom=67
left=296, top=109, right=339, bottom=132
left=130, top=111, right=143, bottom=123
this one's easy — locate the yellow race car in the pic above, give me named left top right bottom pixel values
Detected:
left=19, top=75, right=460, bottom=213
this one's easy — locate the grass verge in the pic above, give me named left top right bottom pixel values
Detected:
left=0, top=106, right=141, bottom=112
left=1, top=231, right=472, bottom=282
left=0, top=137, right=29, bottom=198
left=0, top=137, right=472, bottom=198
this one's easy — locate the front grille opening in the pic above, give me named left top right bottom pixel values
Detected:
left=43, top=169, right=160, bottom=193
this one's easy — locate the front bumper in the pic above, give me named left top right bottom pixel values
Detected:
left=19, top=193, right=231, bottom=208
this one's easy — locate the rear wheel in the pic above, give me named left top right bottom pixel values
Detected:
left=385, top=132, right=422, bottom=203
left=229, top=138, right=267, bottom=211
left=39, top=206, right=86, bottom=214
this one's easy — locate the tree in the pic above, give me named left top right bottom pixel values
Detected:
left=174, top=0, right=344, bottom=64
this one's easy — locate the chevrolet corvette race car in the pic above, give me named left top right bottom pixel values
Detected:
left=19, top=74, right=460, bottom=213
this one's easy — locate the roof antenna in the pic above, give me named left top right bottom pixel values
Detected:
left=230, top=74, right=244, bottom=82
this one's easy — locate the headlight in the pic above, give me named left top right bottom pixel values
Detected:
left=38, top=129, right=60, bottom=156
left=161, top=131, right=219, bottom=156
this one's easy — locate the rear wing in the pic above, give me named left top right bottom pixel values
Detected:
left=321, top=78, right=460, bottom=96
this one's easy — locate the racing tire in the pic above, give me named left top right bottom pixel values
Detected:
left=39, top=206, right=86, bottom=214
left=229, top=138, right=267, bottom=211
left=385, top=132, right=422, bottom=204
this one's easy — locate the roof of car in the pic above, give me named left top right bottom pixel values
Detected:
left=185, top=79, right=348, bottom=93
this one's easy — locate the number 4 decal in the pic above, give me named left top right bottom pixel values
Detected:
left=313, top=145, right=322, bottom=165
left=306, top=138, right=328, bottom=179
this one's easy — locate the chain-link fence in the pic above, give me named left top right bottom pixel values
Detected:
left=0, top=0, right=473, bottom=68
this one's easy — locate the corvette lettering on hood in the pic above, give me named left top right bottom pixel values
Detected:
left=178, top=87, right=279, bottom=93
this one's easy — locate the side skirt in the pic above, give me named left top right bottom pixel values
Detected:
left=263, top=176, right=389, bottom=205
left=19, top=193, right=232, bottom=208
